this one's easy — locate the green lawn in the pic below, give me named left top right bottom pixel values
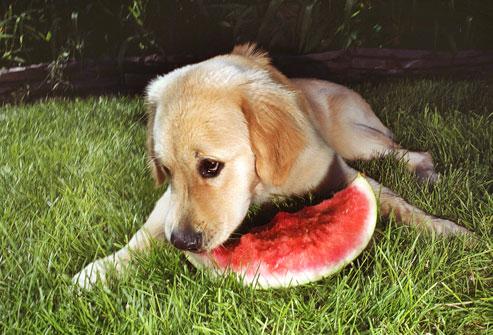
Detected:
left=0, top=79, right=491, bottom=334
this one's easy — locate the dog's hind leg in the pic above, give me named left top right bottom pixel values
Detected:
left=364, top=175, right=470, bottom=235
left=296, top=79, right=438, bottom=183
left=340, top=120, right=439, bottom=184
left=326, top=157, right=471, bottom=235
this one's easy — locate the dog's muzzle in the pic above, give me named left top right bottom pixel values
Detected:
left=170, top=226, right=203, bottom=252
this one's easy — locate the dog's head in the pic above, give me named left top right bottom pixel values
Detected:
left=145, top=44, right=310, bottom=252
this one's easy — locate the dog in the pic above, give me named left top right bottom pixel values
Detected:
left=73, top=44, right=470, bottom=288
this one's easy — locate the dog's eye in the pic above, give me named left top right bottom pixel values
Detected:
left=198, top=159, right=224, bottom=178
left=161, top=165, right=171, bottom=177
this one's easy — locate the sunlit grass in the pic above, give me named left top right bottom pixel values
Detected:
left=0, top=80, right=491, bottom=334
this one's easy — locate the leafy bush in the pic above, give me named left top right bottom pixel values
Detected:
left=1, top=0, right=492, bottom=68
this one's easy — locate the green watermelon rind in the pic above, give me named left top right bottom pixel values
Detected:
left=185, top=174, right=377, bottom=289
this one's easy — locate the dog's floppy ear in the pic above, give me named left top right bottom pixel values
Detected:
left=241, top=87, right=306, bottom=187
left=146, top=103, right=166, bottom=186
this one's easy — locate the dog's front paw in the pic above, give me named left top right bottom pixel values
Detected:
left=72, top=258, right=112, bottom=289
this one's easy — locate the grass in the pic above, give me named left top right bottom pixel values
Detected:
left=0, top=79, right=491, bottom=334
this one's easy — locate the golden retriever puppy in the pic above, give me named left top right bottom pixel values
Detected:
left=73, top=44, right=469, bottom=288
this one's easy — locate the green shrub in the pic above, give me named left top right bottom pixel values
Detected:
left=1, top=0, right=492, bottom=68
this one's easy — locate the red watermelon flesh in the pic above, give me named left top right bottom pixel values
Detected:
left=186, top=174, right=377, bottom=288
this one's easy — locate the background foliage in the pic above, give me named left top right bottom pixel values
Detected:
left=1, top=0, right=492, bottom=68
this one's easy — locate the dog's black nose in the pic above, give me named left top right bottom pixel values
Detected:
left=170, top=227, right=203, bottom=252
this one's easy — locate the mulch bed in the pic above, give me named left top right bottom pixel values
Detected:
left=1, top=48, right=492, bottom=103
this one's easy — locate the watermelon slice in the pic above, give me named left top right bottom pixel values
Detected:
left=186, top=174, right=377, bottom=289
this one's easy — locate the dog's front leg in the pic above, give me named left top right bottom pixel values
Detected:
left=72, top=188, right=170, bottom=289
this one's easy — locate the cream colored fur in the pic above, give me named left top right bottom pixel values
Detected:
left=73, top=44, right=469, bottom=289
